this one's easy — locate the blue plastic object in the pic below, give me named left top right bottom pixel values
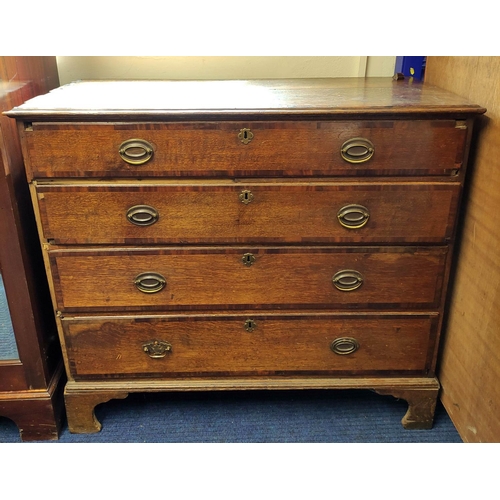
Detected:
left=395, top=56, right=426, bottom=80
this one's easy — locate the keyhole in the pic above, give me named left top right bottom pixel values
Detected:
left=238, top=128, right=253, bottom=144
left=239, top=190, right=254, bottom=204
left=242, top=253, right=256, bottom=266
left=244, top=319, right=257, bottom=332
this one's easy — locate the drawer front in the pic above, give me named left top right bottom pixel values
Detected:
left=62, top=313, right=437, bottom=379
left=37, top=182, right=460, bottom=245
left=25, top=120, right=467, bottom=179
left=49, top=246, right=447, bottom=312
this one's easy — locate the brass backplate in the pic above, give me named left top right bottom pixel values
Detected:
left=143, top=340, right=172, bottom=359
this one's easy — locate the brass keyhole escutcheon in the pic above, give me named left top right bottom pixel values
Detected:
left=238, top=128, right=254, bottom=144
left=244, top=319, right=257, bottom=332
left=239, top=190, right=254, bottom=205
left=242, top=253, right=256, bottom=266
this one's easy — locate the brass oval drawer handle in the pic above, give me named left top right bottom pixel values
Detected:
left=134, top=272, right=166, bottom=293
left=143, top=340, right=172, bottom=359
left=341, top=137, right=375, bottom=164
left=337, top=204, right=370, bottom=229
left=126, top=205, right=159, bottom=226
left=332, top=270, right=364, bottom=291
left=119, top=139, right=154, bottom=165
left=238, top=128, right=254, bottom=144
left=331, top=337, right=359, bottom=355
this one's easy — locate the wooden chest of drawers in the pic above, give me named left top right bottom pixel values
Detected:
left=7, top=78, right=485, bottom=433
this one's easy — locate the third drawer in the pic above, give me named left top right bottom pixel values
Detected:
left=49, top=246, right=448, bottom=312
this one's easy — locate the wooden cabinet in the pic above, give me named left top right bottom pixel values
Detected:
left=7, top=78, right=484, bottom=434
left=0, top=57, right=64, bottom=441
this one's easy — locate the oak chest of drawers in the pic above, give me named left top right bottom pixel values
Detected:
left=7, top=78, right=485, bottom=433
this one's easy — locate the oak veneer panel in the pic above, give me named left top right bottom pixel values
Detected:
left=49, top=246, right=447, bottom=312
left=425, top=57, right=500, bottom=442
left=22, top=120, right=467, bottom=178
left=36, top=181, right=461, bottom=245
left=62, top=313, right=436, bottom=378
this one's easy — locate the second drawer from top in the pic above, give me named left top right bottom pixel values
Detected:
left=35, top=181, right=460, bottom=245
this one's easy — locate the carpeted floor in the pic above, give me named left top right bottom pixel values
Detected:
left=0, top=388, right=462, bottom=443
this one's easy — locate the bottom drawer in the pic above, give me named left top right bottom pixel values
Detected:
left=62, top=313, right=438, bottom=379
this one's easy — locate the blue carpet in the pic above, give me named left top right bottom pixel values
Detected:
left=0, top=389, right=462, bottom=442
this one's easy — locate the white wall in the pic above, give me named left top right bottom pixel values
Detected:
left=56, top=56, right=396, bottom=85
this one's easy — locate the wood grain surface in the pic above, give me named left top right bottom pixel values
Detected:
left=22, top=119, right=467, bottom=178
left=6, top=78, right=486, bottom=119
left=49, top=246, right=448, bottom=312
left=425, top=57, right=499, bottom=442
left=62, top=313, right=436, bottom=378
left=36, top=181, right=460, bottom=245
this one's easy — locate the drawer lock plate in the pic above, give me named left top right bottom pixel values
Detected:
left=242, top=253, right=256, bottom=266
left=244, top=319, right=257, bottom=332
left=238, top=128, right=254, bottom=144
left=239, top=190, right=254, bottom=204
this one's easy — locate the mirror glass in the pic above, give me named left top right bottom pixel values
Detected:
left=0, top=272, right=20, bottom=360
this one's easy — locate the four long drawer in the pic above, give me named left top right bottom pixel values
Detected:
left=62, top=313, right=437, bottom=379
left=49, top=246, right=447, bottom=312
left=24, top=120, right=467, bottom=178
left=36, top=181, right=460, bottom=245
left=29, top=119, right=461, bottom=378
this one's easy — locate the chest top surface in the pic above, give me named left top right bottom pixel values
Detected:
left=5, top=78, right=485, bottom=120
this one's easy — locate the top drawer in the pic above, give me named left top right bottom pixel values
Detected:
left=22, top=120, right=467, bottom=179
